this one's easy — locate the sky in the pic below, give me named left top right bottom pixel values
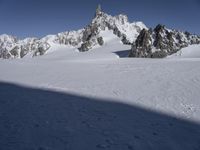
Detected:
left=0, top=0, right=199, bottom=38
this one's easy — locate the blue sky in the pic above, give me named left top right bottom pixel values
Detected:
left=0, top=0, right=199, bottom=38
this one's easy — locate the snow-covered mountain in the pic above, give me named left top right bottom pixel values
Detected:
left=78, top=5, right=146, bottom=51
left=0, top=5, right=146, bottom=59
left=0, top=5, right=199, bottom=59
left=129, top=24, right=200, bottom=58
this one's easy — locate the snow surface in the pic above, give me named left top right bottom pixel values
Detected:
left=169, top=44, right=200, bottom=58
left=1, top=38, right=200, bottom=149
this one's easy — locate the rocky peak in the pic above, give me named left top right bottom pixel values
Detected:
left=78, top=5, right=147, bottom=51
left=154, top=24, right=165, bottom=33
left=129, top=24, right=200, bottom=58
left=0, top=5, right=147, bottom=58
left=136, top=29, right=151, bottom=47
left=129, top=29, right=152, bottom=57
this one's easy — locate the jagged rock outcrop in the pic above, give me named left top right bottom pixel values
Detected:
left=97, top=37, right=104, bottom=46
left=129, top=24, right=200, bottom=58
left=0, top=49, right=11, bottom=59
left=0, top=36, right=51, bottom=59
left=56, top=30, right=83, bottom=47
left=0, top=34, right=17, bottom=59
left=78, top=5, right=146, bottom=51
left=91, top=7, right=146, bottom=43
left=129, top=29, right=152, bottom=57
left=78, top=23, right=100, bottom=52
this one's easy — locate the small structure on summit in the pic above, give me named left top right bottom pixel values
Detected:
left=95, top=4, right=102, bottom=17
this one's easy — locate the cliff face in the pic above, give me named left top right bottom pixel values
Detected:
left=129, top=24, right=200, bottom=58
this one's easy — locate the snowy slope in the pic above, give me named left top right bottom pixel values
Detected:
left=169, top=44, right=200, bottom=58
left=1, top=38, right=200, bottom=149
left=35, top=29, right=131, bottom=61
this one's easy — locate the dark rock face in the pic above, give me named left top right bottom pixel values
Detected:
left=78, top=36, right=104, bottom=52
left=0, top=49, right=11, bottom=59
left=82, top=24, right=99, bottom=42
left=97, top=37, right=104, bottom=46
left=20, top=47, right=31, bottom=58
left=129, top=24, right=200, bottom=58
left=122, top=35, right=132, bottom=45
left=78, top=24, right=99, bottom=52
left=10, top=46, right=19, bottom=57
left=78, top=41, right=92, bottom=52
left=151, top=51, right=168, bottom=58
left=129, top=29, right=152, bottom=57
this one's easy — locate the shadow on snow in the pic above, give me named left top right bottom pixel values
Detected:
left=0, top=82, right=200, bottom=150
left=113, top=50, right=130, bottom=58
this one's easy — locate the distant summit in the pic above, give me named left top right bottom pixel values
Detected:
left=0, top=6, right=199, bottom=59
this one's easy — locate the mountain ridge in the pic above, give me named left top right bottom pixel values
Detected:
left=129, top=24, right=200, bottom=58
left=0, top=5, right=147, bottom=59
left=0, top=5, right=199, bottom=59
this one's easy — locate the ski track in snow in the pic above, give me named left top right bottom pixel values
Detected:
left=0, top=41, right=200, bottom=149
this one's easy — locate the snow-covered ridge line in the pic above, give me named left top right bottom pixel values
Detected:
left=1, top=5, right=199, bottom=59
left=0, top=5, right=146, bottom=59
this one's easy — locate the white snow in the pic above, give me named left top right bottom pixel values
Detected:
left=1, top=38, right=200, bottom=149
left=169, top=44, right=200, bottom=58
